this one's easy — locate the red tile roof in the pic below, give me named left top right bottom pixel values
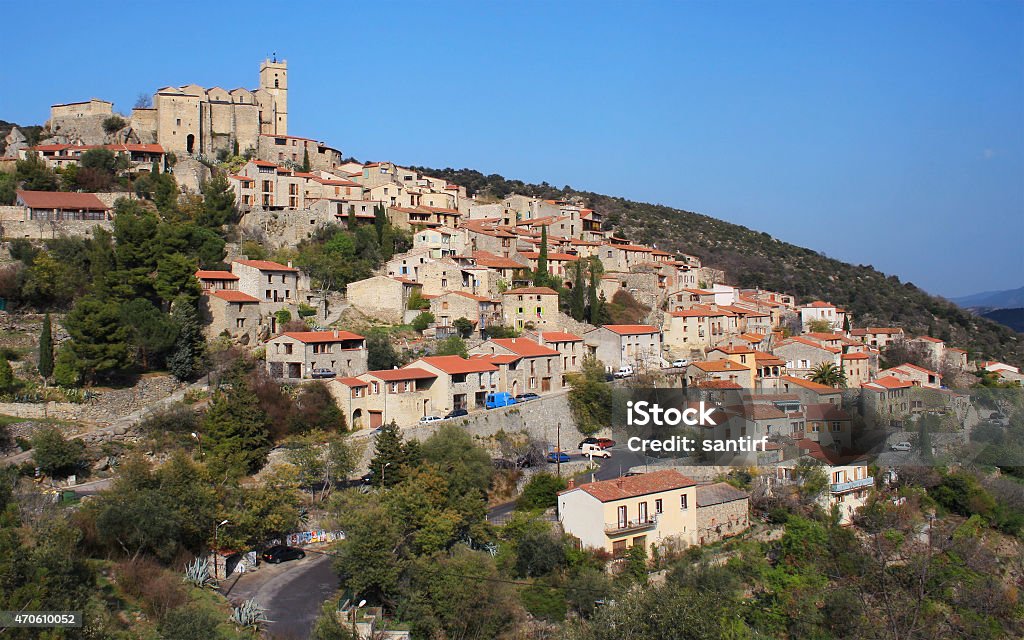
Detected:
left=468, top=353, right=521, bottom=365
left=862, top=375, right=913, bottom=390
left=913, top=336, right=945, bottom=344
left=413, top=356, right=498, bottom=374
left=209, top=290, right=259, bottom=303
left=335, top=377, right=368, bottom=387
left=278, top=330, right=365, bottom=343
left=781, top=375, right=843, bottom=393
left=602, top=324, right=659, bottom=335
left=16, top=190, right=108, bottom=211
left=233, top=259, right=298, bottom=272
left=691, top=360, right=748, bottom=373
left=365, top=368, right=437, bottom=382
left=540, top=331, right=583, bottom=342
left=695, top=482, right=749, bottom=507
left=195, top=270, right=239, bottom=280
left=489, top=338, right=559, bottom=357
left=566, top=469, right=696, bottom=503
left=841, top=352, right=870, bottom=360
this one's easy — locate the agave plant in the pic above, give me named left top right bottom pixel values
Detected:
left=231, top=599, right=268, bottom=628
left=183, top=557, right=217, bottom=588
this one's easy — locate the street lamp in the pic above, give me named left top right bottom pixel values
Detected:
left=191, top=432, right=203, bottom=460
left=381, top=462, right=392, bottom=486
left=213, top=519, right=230, bottom=579
left=351, top=598, right=367, bottom=638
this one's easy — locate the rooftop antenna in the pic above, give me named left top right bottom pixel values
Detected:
left=272, top=51, right=277, bottom=63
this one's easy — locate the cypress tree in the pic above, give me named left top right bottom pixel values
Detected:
left=302, top=148, right=311, bottom=172
left=347, top=204, right=357, bottom=230
left=374, top=204, right=387, bottom=243
left=38, top=313, right=54, bottom=380
left=534, top=225, right=549, bottom=287
left=586, top=261, right=599, bottom=323
left=570, top=261, right=585, bottom=320
left=167, top=297, right=206, bottom=381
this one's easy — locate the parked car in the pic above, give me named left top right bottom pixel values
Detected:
left=486, top=392, right=517, bottom=409
left=580, top=443, right=612, bottom=458
left=310, top=368, right=336, bottom=379
left=514, top=393, right=540, bottom=403
left=613, top=365, right=634, bottom=378
left=890, top=441, right=912, bottom=452
left=604, top=373, right=615, bottom=382
left=670, top=359, right=689, bottom=368
left=578, top=437, right=599, bottom=448
left=444, top=408, right=469, bottom=419
left=419, top=415, right=443, bottom=425
left=595, top=438, right=616, bottom=449
left=547, top=451, right=571, bottom=463
left=262, top=545, right=305, bottom=564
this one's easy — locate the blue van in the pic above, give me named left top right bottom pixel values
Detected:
left=485, top=392, right=517, bottom=409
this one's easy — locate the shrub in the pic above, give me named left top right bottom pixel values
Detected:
left=115, top=558, right=187, bottom=620
left=412, top=311, right=435, bottom=332
left=102, top=115, right=127, bottom=134
left=517, top=473, right=567, bottom=510
left=31, top=427, right=86, bottom=478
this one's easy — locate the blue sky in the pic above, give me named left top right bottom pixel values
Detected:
left=3, top=1, right=1022, bottom=297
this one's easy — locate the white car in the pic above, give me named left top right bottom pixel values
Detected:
left=580, top=443, right=612, bottom=458
left=419, top=415, right=443, bottom=425
left=890, top=441, right=912, bottom=452
left=613, top=366, right=634, bottom=378
left=671, top=359, right=689, bottom=368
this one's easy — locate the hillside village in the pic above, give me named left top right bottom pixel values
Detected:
left=0, top=59, right=1021, bottom=639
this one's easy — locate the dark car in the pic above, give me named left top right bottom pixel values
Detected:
left=579, top=437, right=599, bottom=449
left=515, top=393, right=540, bottom=402
left=595, top=438, right=616, bottom=449
left=445, top=408, right=469, bottom=419
left=547, top=451, right=571, bottom=463
left=262, top=545, right=305, bottom=564
left=310, top=368, right=337, bottom=379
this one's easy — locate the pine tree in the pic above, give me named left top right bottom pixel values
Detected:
left=202, top=375, right=271, bottom=476
left=38, top=313, right=54, bottom=380
left=369, top=420, right=408, bottom=487
left=63, top=295, right=133, bottom=384
left=199, top=174, right=237, bottom=228
left=534, top=225, right=549, bottom=287
left=570, top=261, right=585, bottom=321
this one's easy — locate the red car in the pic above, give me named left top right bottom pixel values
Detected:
left=595, top=438, right=616, bottom=449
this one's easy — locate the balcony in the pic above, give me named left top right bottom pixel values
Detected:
left=605, top=516, right=657, bottom=536
left=830, top=477, right=874, bottom=494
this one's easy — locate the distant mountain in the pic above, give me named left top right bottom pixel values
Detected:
left=981, top=308, right=1024, bottom=333
left=953, top=286, right=1024, bottom=309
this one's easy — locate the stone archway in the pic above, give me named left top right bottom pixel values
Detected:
left=186, top=133, right=195, bottom=154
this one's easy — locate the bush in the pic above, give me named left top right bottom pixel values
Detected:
left=158, top=604, right=222, bottom=640
left=115, top=558, right=187, bottom=620
left=297, top=303, right=317, bottom=318
left=517, top=473, right=567, bottom=510
left=102, top=115, right=127, bottom=134
left=31, top=427, right=86, bottom=478
left=412, top=311, right=435, bottom=332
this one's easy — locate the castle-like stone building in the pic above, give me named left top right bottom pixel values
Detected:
left=48, top=59, right=291, bottom=159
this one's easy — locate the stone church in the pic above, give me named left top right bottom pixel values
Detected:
left=47, top=59, right=290, bottom=159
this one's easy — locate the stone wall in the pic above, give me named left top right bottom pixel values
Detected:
left=0, top=375, right=183, bottom=426
left=695, top=498, right=750, bottom=545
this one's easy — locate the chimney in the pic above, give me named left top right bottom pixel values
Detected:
left=287, top=260, right=293, bottom=268
left=334, top=330, right=339, bottom=338
left=567, top=479, right=575, bottom=489
left=616, top=478, right=625, bottom=489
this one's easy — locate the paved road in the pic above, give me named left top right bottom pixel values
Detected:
left=221, top=552, right=339, bottom=639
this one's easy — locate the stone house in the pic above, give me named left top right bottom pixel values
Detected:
left=774, top=442, right=873, bottom=524
left=802, top=403, right=853, bottom=451
left=265, top=330, right=367, bottom=381
left=346, top=276, right=422, bottom=324
left=330, top=368, right=439, bottom=430
left=877, top=363, right=942, bottom=389
left=558, top=470, right=699, bottom=556
left=662, top=306, right=739, bottom=355
left=584, top=325, right=663, bottom=372
left=685, top=360, right=755, bottom=389
left=232, top=259, right=299, bottom=305
left=13, top=189, right=111, bottom=222
left=850, top=327, right=904, bottom=349
left=403, top=356, right=500, bottom=414
left=907, top=336, right=946, bottom=370
left=694, top=483, right=751, bottom=545
left=469, top=338, right=563, bottom=395
left=799, top=301, right=848, bottom=332
left=860, top=376, right=913, bottom=425
left=196, top=270, right=239, bottom=292
left=779, top=376, right=844, bottom=406
left=199, top=290, right=262, bottom=343
left=430, top=291, right=502, bottom=338
left=753, top=352, right=787, bottom=391
left=533, top=331, right=586, bottom=379
left=501, top=287, right=560, bottom=331
left=841, top=352, right=872, bottom=387
left=772, top=336, right=841, bottom=378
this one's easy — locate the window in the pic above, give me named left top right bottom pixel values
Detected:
left=680, top=494, right=688, bottom=510
left=655, top=499, right=663, bottom=514
left=236, top=318, right=245, bottom=328
left=638, top=502, right=648, bottom=522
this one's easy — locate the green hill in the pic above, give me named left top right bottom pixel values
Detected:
left=412, top=166, right=1023, bottom=367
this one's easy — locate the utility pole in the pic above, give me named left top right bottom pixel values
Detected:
left=556, top=421, right=562, bottom=478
